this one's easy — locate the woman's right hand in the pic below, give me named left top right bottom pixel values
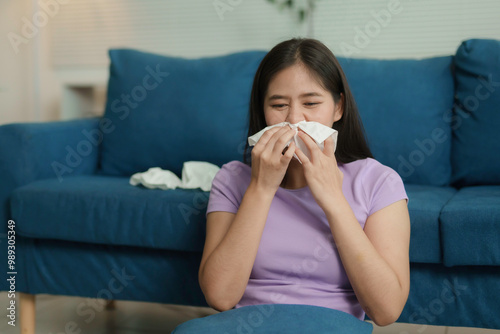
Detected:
left=250, top=126, right=297, bottom=193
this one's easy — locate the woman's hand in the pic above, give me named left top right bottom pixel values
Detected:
left=294, top=131, right=344, bottom=210
left=250, top=126, right=297, bottom=193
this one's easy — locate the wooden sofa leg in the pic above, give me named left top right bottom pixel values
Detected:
left=19, top=292, right=36, bottom=334
left=105, top=299, right=116, bottom=310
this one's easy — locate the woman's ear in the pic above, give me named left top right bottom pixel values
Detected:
left=333, top=93, right=344, bottom=122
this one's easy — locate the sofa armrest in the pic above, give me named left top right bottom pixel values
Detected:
left=0, top=117, right=101, bottom=219
left=0, top=117, right=103, bottom=290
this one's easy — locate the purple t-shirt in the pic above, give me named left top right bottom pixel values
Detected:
left=206, top=158, right=408, bottom=320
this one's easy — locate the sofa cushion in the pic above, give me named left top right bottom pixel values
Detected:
left=440, top=186, right=500, bottom=266
left=172, top=304, right=373, bottom=334
left=400, top=263, right=500, bottom=329
left=338, top=56, right=454, bottom=186
left=452, top=39, right=500, bottom=186
left=405, top=184, right=457, bottom=264
left=98, top=49, right=266, bottom=177
left=11, top=176, right=458, bottom=264
left=10, top=175, right=208, bottom=252
left=16, top=238, right=207, bottom=307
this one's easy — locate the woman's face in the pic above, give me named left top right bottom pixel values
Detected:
left=263, top=63, right=343, bottom=127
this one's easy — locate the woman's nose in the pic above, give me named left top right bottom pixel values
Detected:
left=285, top=104, right=305, bottom=124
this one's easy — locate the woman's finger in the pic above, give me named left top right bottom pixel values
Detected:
left=281, top=141, right=295, bottom=163
left=294, top=144, right=311, bottom=166
left=297, top=131, right=320, bottom=160
left=254, top=126, right=284, bottom=151
left=323, top=136, right=335, bottom=157
left=266, top=127, right=292, bottom=156
left=273, top=127, right=296, bottom=156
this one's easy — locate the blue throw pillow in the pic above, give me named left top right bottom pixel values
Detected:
left=338, top=56, right=454, bottom=186
left=171, top=304, right=373, bottom=334
left=451, top=39, right=500, bottom=186
left=98, top=49, right=266, bottom=177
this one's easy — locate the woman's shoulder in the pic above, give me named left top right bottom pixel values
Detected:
left=340, top=158, right=404, bottom=186
left=212, top=160, right=252, bottom=188
left=341, top=157, right=395, bottom=175
left=341, top=158, right=407, bottom=214
left=218, top=160, right=251, bottom=177
left=207, top=161, right=251, bottom=215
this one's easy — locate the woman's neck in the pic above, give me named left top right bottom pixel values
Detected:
left=280, top=158, right=308, bottom=189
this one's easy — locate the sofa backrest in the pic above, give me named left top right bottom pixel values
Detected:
left=338, top=56, right=455, bottom=186
left=98, top=49, right=266, bottom=177
left=451, top=39, right=500, bottom=187
left=97, top=45, right=477, bottom=188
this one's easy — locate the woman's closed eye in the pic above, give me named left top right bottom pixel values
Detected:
left=271, top=104, right=288, bottom=109
left=270, top=102, right=322, bottom=109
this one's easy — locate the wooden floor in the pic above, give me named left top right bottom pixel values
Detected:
left=1, top=292, right=498, bottom=334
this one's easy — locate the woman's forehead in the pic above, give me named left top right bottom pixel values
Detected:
left=266, top=63, right=328, bottom=94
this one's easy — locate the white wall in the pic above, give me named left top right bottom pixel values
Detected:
left=0, top=0, right=33, bottom=125
left=0, top=0, right=62, bottom=125
left=316, top=0, right=500, bottom=59
left=1, top=0, right=500, bottom=124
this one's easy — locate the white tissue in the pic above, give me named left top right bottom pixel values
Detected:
left=129, top=161, right=220, bottom=191
left=181, top=161, right=221, bottom=191
left=247, top=121, right=338, bottom=163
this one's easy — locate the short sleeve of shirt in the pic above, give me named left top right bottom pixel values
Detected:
left=363, top=159, right=408, bottom=216
left=206, top=161, right=251, bottom=217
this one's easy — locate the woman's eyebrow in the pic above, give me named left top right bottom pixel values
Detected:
left=300, top=92, right=323, bottom=98
left=268, top=94, right=288, bottom=101
left=267, top=92, right=322, bottom=101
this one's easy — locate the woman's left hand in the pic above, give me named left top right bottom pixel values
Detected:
left=294, top=131, right=344, bottom=210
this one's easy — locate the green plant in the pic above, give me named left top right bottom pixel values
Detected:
left=266, top=0, right=319, bottom=23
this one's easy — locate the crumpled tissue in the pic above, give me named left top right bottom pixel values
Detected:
left=129, top=161, right=220, bottom=191
left=247, top=121, right=338, bottom=163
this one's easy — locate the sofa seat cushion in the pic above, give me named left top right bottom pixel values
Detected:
left=11, top=175, right=208, bottom=252
left=16, top=237, right=207, bottom=306
left=440, top=186, right=500, bottom=266
left=405, top=184, right=457, bottom=264
left=400, top=263, right=500, bottom=329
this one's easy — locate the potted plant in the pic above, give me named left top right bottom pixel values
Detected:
left=266, top=0, right=319, bottom=37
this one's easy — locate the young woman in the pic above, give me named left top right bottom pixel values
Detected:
left=198, top=38, right=410, bottom=327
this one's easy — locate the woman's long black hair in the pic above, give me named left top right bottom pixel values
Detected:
left=243, top=38, right=373, bottom=164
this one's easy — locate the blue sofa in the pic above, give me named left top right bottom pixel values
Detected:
left=1, top=38, right=499, bottom=331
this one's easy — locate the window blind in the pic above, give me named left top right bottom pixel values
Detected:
left=51, top=0, right=500, bottom=67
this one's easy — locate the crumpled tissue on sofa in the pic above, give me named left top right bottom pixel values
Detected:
left=129, top=161, right=220, bottom=191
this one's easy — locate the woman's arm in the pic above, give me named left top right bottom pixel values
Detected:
left=295, top=132, right=410, bottom=326
left=199, top=183, right=274, bottom=311
left=199, top=126, right=297, bottom=311
left=324, top=198, right=410, bottom=326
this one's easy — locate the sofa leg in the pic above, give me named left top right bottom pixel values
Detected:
left=105, top=299, right=116, bottom=310
left=19, top=292, right=35, bottom=334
